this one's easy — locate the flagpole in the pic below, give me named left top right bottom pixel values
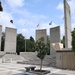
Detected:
left=24, top=24, right=26, bottom=52
left=25, top=36, right=26, bottom=52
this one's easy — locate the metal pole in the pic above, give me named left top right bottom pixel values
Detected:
left=24, top=23, right=26, bottom=52
left=25, top=37, right=26, bottom=52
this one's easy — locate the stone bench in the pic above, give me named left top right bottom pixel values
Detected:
left=25, top=66, right=36, bottom=72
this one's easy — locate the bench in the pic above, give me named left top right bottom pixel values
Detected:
left=25, top=66, right=36, bottom=72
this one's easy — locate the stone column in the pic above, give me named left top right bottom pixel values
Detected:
left=4, top=27, right=17, bottom=53
left=0, top=25, right=2, bottom=51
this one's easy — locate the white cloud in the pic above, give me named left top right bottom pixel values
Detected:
left=15, top=8, right=48, bottom=29
left=18, top=28, right=28, bottom=35
left=14, top=8, right=47, bottom=21
left=56, top=0, right=75, bottom=39
left=57, top=2, right=63, bottom=11
left=28, top=29, right=35, bottom=39
left=72, top=23, right=75, bottom=30
left=6, top=0, right=24, bottom=8
left=8, top=7, right=48, bottom=39
left=57, top=0, right=75, bottom=20
left=38, top=22, right=63, bottom=38
left=17, top=28, right=35, bottom=39
left=60, top=24, right=65, bottom=39
left=0, top=12, right=16, bottom=31
left=17, top=19, right=26, bottom=27
left=68, top=0, right=75, bottom=13
left=15, top=17, right=65, bottom=39
left=55, top=0, right=75, bottom=37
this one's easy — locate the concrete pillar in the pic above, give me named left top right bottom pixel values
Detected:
left=64, top=0, right=72, bottom=48
left=0, top=25, right=2, bottom=51
left=50, top=26, right=60, bottom=55
left=36, top=29, right=47, bottom=44
left=4, top=27, right=17, bottom=53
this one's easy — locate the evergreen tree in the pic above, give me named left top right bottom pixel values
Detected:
left=61, top=36, right=65, bottom=48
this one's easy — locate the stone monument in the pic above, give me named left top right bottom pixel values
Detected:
left=64, top=0, right=72, bottom=48
left=36, top=29, right=47, bottom=44
left=50, top=26, right=60, bottom=55
left=4, top=27, right=17, bottom=53
left=0, top=25, right=2, bottom=51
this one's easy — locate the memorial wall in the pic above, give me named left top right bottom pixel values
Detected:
left=64, top=0, right=72, bottom=48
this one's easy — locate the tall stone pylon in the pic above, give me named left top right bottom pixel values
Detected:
left=36, top=29, right=47, bottom=44
left=64, top=0, right=72, bottom=48
left=50, top=26, right=60, bottom=55
left=4, top=27, right=17, bottom=53
left=0, top=0, right=3, bottom=11
left=0, top=25, right=2, bottom=51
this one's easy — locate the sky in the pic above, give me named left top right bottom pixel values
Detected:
left=0, top=0, right=75, bottom=40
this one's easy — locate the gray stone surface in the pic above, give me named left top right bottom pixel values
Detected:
left=56, top=51, right=75, bottom=70
left=0, top=51, right=5, bottom=58
left=0, top=25, right=2, bottom=51
left=64, top=0, right=72, bottom=48
left=0, top=63, right=75, bottom=75
left=36, top=29, right=47, bottom=44
left=20, top=52, right=53, bottom=66
left=50, top=26, right=60, bottom=55
left=2, top=54, right=25, bottom=63
left=4, top=27, right=17, bottom=53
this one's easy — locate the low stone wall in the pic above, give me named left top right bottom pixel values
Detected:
left=56, top=50, right=75, bottom=70
left=20, top=52, right=56, bottom=66
left=0, top=51, right=5, bottom=57
left=0, top=51, right=5, bottom=63
left=0, top=58, right=2, bottom=63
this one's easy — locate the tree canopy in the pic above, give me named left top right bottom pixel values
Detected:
left=35, top=37, right=48, bottom=70
left=71, top=28, right=75, bottom=51
left=1, top=33, right=35, bottom=54
left=61, top=36, right=65, bottom=48
left=26, top=36, right=35, bottom=52
left=17, top=34, right=25, bottom=54
left=1, top=32, right=5, bottom=51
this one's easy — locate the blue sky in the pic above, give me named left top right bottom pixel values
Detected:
left=0, top=0, right=75, bottom=40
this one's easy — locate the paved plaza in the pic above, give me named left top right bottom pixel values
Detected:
left=0, top=63, right=75, bottom=75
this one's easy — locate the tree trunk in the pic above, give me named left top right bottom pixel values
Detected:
left=40, top=59, right=42, bottom=71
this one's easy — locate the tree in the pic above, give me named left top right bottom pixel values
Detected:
left=17, top=34, right=25, bottom=55
left=35, top=37, right=48, bottom=71
left=61, top=36, right=65, bottom=48
left=26, top=36, right=35, bottom=52
left=1, top=32, right=5, bottom=51
left=30, top=36, right=35, bottom=52
left=26, top=39, right=31, bottom=52
left=1, top=32, right=35, bottom=53
left=47, top=35, right=50, bottom=55
left=71, top=28, right=75, bottom=51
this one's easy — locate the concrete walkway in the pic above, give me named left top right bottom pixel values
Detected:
left=0, top=63, right=75, bottom=75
